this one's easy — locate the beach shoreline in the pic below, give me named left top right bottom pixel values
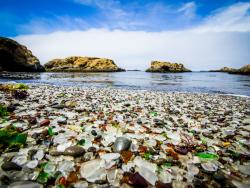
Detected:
left=0, top=84, right=249, bottom=187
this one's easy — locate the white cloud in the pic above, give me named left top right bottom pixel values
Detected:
left=193, top=2, right=250, bottom=32
left=14, top=29, right=250, bottom=71
left=177, top=1, right=197, bottom=19
left=13, top=2, right=250, bottom=71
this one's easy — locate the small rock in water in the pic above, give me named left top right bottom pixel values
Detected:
left=1, top=161, right=22, bottom=171
left=64, top=146, right=85, bottom=157
left=113, top=137, right=131, bottom=153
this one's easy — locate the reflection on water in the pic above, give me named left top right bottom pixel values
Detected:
left=0, top=71, right=250, bottom=96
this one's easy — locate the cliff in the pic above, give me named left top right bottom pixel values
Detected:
left=0, top=37, right=44, bottom=72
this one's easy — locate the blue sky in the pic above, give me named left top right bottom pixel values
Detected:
left=1, top=0, right=250, bottom=70
left=1, top=0, right=249, bottom=36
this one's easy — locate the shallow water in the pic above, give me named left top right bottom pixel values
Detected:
left=0, top=71, right=250, bottom=96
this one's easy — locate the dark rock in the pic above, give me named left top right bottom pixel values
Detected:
left=174, top=146, right=189, bottom=155
left=40, top=119, right=50, bottom=126
left=28, top=117, right=37, bottom=125
left=0, top=37, right=44, bottom=72
left=64, top=146, right=85, bottom=157
left=156, top=181, right=173, bottom=188
left=91, top=130, right=98, bottom=136
left=7, top=104, right=16, bottom=112
left=87, top=147, right=97, bottom=153
left=1, top=161, right=22, bottom=171
left=0, top=175, right=11, bottom=185
left=129, top=172, right=148, bottom=188
left=12, top=90, right=29, bottom=100
left=213, top=170, right=226, bottom=182
left=113, top=137, right=132, bottom=153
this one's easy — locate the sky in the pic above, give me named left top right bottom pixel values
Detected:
left=1, top=0, right=250, bottom=70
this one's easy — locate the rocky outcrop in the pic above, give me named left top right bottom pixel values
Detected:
left=146, top=61, right=191, bottom=73
left=0, top=37, right=44, bottom=72
left=210, top=67, right=236, bottom=73
left=44, top=56, right=125, bottom=72
left=230, top=64, right=250, bottom=75
left=210, top=65, right=250, bottom=75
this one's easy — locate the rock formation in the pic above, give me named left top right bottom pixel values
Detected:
left=210, top=65, right=250, bottom=75
left=230, top=64, right=250, bottom=75
left=210, top=67, right=236, bottom=73
left=0, top=37, right=44, bottom=72
left=44, top=56, right=125, bottom=72
left=146, top=61, right=191, bottom=73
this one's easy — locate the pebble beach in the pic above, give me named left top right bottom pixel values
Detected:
left=0, top=83, right=250, bottom=188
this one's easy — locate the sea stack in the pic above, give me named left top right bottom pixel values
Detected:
left=44, top=56, right=125, bottom=72
left=146, top=61, right=191, bottom=73
left=0, top=37, right=44, bottom=72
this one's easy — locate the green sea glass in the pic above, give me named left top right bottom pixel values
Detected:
left=37, top=172, right=49, bottom=184
left=150, top=112, right=158, bottom=116
left=77, top=139, right=85, bottom=146
left=143, top=152, right=153, bottom=160
left=48, top=127, right=54, bottom=136
left=196, top=152, right=219, bottom=161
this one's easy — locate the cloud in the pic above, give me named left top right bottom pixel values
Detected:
left=193, top=2, right=250, bottom=32
left=14, top=29, right=250, bottom=71
left=177, top=1, right=197, bottom=19
left=13, top=2, right=250, bottom=71
left=74, top=0, right=120, bottom=9
left=17, top=16, right=90, bottom=34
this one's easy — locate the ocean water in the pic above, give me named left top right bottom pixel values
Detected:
left=0, top=71, right=250, bottom=96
